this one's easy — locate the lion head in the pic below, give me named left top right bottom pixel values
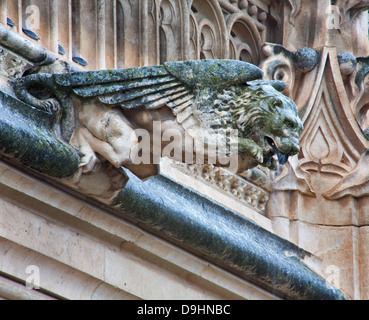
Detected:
left=213, top=83, right=303, bottom=171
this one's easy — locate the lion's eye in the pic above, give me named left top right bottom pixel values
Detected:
left=284, top=119, right=295, bottom=128
left=273, top=101, right=283, bottom=109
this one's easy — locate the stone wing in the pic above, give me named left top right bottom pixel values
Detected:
left=52, top=59, right=264, bottom=114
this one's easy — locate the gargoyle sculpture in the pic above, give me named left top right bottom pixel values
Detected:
left=14, top=59, right=303, bottom=181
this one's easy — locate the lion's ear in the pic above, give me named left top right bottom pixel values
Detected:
left=247, top=80, right=286, bottom=92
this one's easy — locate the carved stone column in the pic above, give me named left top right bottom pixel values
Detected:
left=0, top=0, right=7, bottom=26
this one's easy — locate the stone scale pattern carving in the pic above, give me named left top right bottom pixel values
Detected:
left=0, top=48, right=30, bottom=79
left=173, top=161, right=270, bottom=214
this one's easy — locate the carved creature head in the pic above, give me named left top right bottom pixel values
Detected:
left=213, top=83, right=303, bottom=170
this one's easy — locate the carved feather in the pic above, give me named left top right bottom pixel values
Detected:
left=15, top=59, right=265, bottom=139
left=52, top=59, right=263, bottom=117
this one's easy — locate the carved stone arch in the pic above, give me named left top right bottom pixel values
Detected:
left=158, top=0, right=190, bottom=63
left=275, top=48, right=369, bottom=198
left=159, top=0, right=176, bottom=25
left=188, top=11, right=200, bottom=60
left=226, top=13, right=263, bottom=65
left=190, top=0, right=229, bottom=59
left=237, top=42, right=253, bottom=64
left=198, top=19, right=216, bottom=59
left=159, top=0, right=175, bottom=63
left=229, top=37, right=237, bottom=60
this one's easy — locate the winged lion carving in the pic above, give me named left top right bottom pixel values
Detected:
left=14, top=59, right=303, bottom=181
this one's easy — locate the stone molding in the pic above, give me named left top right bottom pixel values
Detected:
left=170, top=161, right=270, bottom=214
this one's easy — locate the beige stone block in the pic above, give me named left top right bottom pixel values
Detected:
left=104, top=243, right=235, bottom=300
left=0, top=276, right=55, bottom=300
left=290, top=221, right=358, bottom=299
left=359, top=227, right=369, bottom=300
left=0, top=238, right=138, bottom=300
left=358, top=197, right=369, bottom=226
left=133, top=232, right=277, bottom=300
left=0, top=199, right=105, bottom=279
left=268, top=189, right=359, bottom=227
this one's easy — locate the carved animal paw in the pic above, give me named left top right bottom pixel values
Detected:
left=41, top=98, right=60, bottom=115
left=265, top=157, right=277, bottom=170
left=238, top=138, right=264, bottom=164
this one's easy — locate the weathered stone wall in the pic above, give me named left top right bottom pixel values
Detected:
left=2, top=0, right=369, bottom=300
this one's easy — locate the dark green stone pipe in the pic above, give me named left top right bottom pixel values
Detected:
left=0, top=91, right=80, bottom=178
left=115, top=170, right=348, bottom=300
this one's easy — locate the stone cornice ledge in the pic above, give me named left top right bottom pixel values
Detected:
left=114, top=170, right=348, bottom=300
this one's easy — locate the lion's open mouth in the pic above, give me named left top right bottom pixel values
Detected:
left=265, top=137, right=289, bottom=166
